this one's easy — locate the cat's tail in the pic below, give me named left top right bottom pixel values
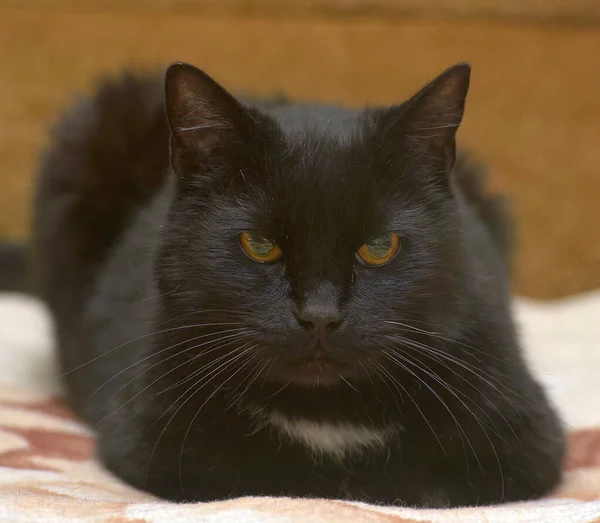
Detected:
left=453, top=152, right=515, bottom=272
left=0, top=242, right=36, bottom=295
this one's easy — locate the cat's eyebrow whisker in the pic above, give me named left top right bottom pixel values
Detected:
left=61, top=321, right=246, bottom=377
left=87, top=327, right=251, bottom=399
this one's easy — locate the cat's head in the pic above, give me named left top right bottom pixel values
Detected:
left=156, top=62, right=470, bottom=390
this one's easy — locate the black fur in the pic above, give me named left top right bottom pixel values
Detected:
left=0, top=243, right=31, bottom=293
left=31, top=62, right=563, bottom=507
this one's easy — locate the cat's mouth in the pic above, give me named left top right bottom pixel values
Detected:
left=270, top=355, right=347, bottom=388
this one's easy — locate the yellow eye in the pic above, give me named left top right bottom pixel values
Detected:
left=357, top=233, right=401, bottom=266
left=240, top=232, right=282, bottom=263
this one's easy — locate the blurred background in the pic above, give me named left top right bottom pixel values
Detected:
left=0, top=1, right=598, bottom=299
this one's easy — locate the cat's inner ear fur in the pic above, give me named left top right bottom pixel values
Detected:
left=381, top=63, right=471, bottom=172
left=165, top=62, right=253, bottom=174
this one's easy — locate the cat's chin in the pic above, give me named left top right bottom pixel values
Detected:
left=269, top=357, right=348, bottom=388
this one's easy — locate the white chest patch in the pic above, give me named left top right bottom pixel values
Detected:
left=254, top=408, right=397, bottom=460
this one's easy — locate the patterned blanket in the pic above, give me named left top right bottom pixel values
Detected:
left=0, top=292, right=599, bottom=522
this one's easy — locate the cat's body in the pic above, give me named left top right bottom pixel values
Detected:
left=31, top=64, right=564, bottom=506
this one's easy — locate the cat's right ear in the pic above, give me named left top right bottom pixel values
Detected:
left=165, top=63, right=254, bottom=175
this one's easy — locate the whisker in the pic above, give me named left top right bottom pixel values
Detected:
left=339, top=374, right=361, bottom=394
left=227, top=356, right=272, bottom=412
left=383, top=319, right=509, bottom=365
left=61, top=321, right=245, bottom=377
left=397, top=347, right=511, bottom=444
left=146, top=341, right=257, bottom=410
left=383, top=345, right=506, bottom=499
left=383, top=348, right=481, bottom=472
left=369, top=358, right=447, bottom=456
left=178, top=348, right=260, bottom=498
left=358, top=360, right=374, bottom=385
left=263, top=380, right=292, bottom=401
left=157, top=309, right=248, bottom=327
left=368, top=359, right=402, bottom=413
left=93, top=335, right=254, bottom=425
left=383, top=332, right=528, bottom=417
left=222, top=354, right=263, bottom=407
left=106, top=288, right=178, bottom=319
left=395, top=339, right=521, bottom=442
left=87, top=327, right=250, bottom=399
left=149, top=344, right=258, bottom=432
left=143, top=344, right=257, bottom=491
left=144, top=341, right=255, bottom=401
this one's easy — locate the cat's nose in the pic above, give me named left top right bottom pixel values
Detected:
left=296, top=304, right=343, bottom=340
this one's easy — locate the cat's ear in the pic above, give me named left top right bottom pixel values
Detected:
left=381, top=63, right=470, bottom=171
left=403, top=63, right=470, bottom=148
left=165, top=62, right=254, bottom=175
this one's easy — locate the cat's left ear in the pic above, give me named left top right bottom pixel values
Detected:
left=165, top=62, right=255, bottom=175
left=382, top=63, right=471, bottom=172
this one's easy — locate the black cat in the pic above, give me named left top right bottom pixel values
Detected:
left=23, top=62, right=564, bottom=506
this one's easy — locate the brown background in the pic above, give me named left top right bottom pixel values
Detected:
left=0, top=3, right=599, bottom=299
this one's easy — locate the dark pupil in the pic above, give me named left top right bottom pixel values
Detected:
left=366, top=235, right=392, bottom=257
left=248, top=236, right=274, bottom=256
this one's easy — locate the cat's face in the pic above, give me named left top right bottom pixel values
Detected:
left=157, top=63, right=470, bottom=389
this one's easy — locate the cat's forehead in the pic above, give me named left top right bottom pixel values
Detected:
left=259, top=134, right=393, bottom=243
left=262, top=102, right=361, bottom=141
left=261, top=103, right=374, bottom=194
left=244, top=103, right=414, bottom=241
